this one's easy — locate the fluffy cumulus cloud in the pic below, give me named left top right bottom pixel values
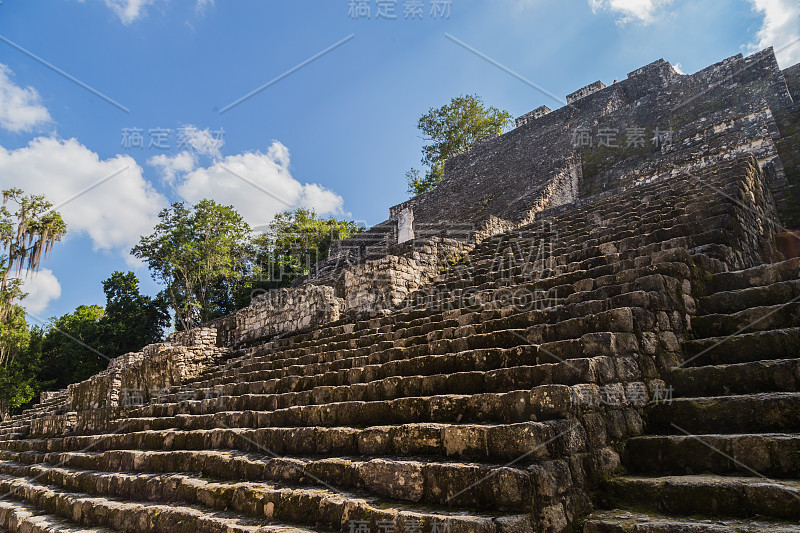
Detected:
left=147, top=124, right=225, bottom=186
left=0, top=64, right=51, bottom=133
left=588, top=0, right=672, bottom=25
left=103, top=0, right=213, bottom=24
left=0, top=137, right=168, bottom=254
left=12, top=269, right=62, bottom=315
left=167, top=141, right=344, bottom=228
left=747, top=0, right=800, bottom=67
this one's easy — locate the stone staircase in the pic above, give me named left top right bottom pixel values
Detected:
left=0, top=156, right=794, bottom=532
left=584, top=259, right=800, bottom=531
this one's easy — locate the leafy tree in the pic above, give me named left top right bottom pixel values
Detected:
left=132, top=201, right=253, bottom=330
left=97, top=271, right=170, bottom=357
left=38, top=305, right=105, bottom=393
left=0, top=188, right=66, bottom=419
left=0, top=305, right=39, bottom=419
left=0, top=189, right=66, bottom=328
left=35, top=272, right=169, bottom=395
left=407, top=94, right=512, bottom=196
left=240, top=209, right=364, bottom=305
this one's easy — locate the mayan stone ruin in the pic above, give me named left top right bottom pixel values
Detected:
left=1, top=47, right=800, bottom=532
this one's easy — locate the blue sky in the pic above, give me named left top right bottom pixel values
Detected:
left=0, top=0, right=798, bottom=326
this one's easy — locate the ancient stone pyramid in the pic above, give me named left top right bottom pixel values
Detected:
left=1, top=48, right=799, bottom=532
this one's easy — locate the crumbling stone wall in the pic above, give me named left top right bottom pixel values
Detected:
left=64, top=327, right=221, bottom=412
left=344, top=237, right=473, bottom=314
left=235, top=285, right=343, bottom=346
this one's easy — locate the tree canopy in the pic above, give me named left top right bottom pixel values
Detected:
left=99, top=271, right=170, bottom=357
left=250, top=208, right=364, bottom=294
left=0, top=304, right=38, bottom=418
left=38, top=304, right=106, bottom=391
left=407, top=94, right=512, bottom=196
left=132, top=200, right=253, bottom=330
left=37, top=271, right=170, bottom=392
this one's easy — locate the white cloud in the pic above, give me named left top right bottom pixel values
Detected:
left=588, top=0, right=672, bottom=25
left=0, top=64, right=51, bottom=133
left=195, top=0, right=213, bottom=14
left=148, top=151, right=196, bottom=185
left=173, top=141, right=345, bottom=228
left=104, top=0, right=154, bottom=24
left=102, top=0, right=213, bottom=24
left=0, top=137, right=168, bottom=255
left=177, top=125, right=224, bottom=159
left=12, top=269, right=61, bottom=315
left=747, top=0, right=800, bottom=68
left=672, top=62, right=685, bottom=74
left=147, top=126, right=224, bottom=185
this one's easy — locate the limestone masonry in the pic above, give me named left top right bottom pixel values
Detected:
left=1, top=48, right=800, bottom=532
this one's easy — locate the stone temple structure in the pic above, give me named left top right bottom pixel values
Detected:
left=1, top=48, right=799, bottom=532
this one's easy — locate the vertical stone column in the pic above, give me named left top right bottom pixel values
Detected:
left=398, top=207, right=414, bottom=244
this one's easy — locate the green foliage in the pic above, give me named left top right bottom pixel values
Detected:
left=0, top=189, right=66, bottom=306
left=32, top=271, right=169, bottom=395
left=407, top=94, right=512, bottom=196
left=132, top=200, right=254, bottom=330
left=406, top=167, right=444, bottom=198
left=0, top=188, right=65, bottom=420
left=243, top=209, right=364, bottom=303
left=0, top=304, right=38, bottom=417
left=38, top=305, right=105, bottom=392
left=99, top=271, right=170, bottom=357
left=0, top=188, right=66, bottom=326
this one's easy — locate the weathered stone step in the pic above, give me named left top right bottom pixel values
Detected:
left=415, top=261, right=692, bottom=331
left=499, top=221, right=734, bottom=286
left=255, top=348, right=605, bottom=398
left=210, top=295, right=644, bottom=382
left=0, top=473, right=313, bottom=533
left=623, top=433, right=800, bottom=478
left=427, top=243, right=692, bottom=303
left=699, top=279, right=800, bottom=315
left=472, top=172, right=729, bottom=279
left=526, top=308, right=640, bottom=344
left=60, top=384, right=645, bottom=438
left=89, top=386, right=585, bottom=434
left=0, top=420, right=579, bottom=463
left=324, top=278, right=654, bottom=361
left=0, top=448, right=536, bottom=510
left=691, top=303, right=800, bottom=337
left=179, top=331, right=538, bottom=397
left=478, top=209, right=729, bottom=272
left=669, top=359, right=800, bottom=396
left=583, top=509, right=800, bottom=532
left=198, top=323, right=530, bottom=385
left=0, top=499, right=115, bottom=533
left=127, top=358, right=615, bottom=422
left=0, top=463, right=527, bottom=533
left=176, top=347, right=541, bottom=399
left=603, top=475, right=800, bottom=521
left=191, top=295, right=651, bottom=392
left=709, top=258, right=800, bottom=293
left=223, top=257, right=683, bottom=383
left=647, top=392, right=800, bottom=434
left=682, top=328, right=800, bottom=366
left=504, top=199, right=687, bottom=243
